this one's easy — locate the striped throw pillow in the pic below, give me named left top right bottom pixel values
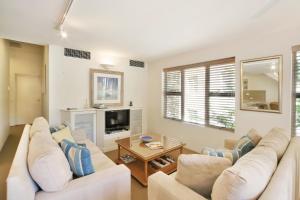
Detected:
left=61, top=140, right=95, bottom=177
left=234, top=136, right=255, bottom=157
left=201, top=147, right=240, bottom=164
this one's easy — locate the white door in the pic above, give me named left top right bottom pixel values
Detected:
left=15, top=75, right=42, bottom=124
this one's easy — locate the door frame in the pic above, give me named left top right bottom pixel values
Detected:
left=14, top=73, right=42, bottom=125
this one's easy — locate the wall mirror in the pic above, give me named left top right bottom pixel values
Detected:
left=240, top=55, right=282, bottom=113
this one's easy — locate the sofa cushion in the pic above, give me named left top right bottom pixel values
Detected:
left=62, top=140, right=95, bottom=177
left=52, top=126, right=75, bottom=144
left=257, top=127, right=290, bottom=160
left=201, top=147, right=240, bottom=164
left=175, top=154, right=232, bottom=198
left=211, top=146, right=277, bottom=200
left=28, top=131, right=73, bottom=192
left=29, top=117, right=51, bottom=139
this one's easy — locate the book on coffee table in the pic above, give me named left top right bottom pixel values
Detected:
left=145, top=141, right=163, bottom=150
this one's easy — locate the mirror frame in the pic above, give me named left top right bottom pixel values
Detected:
left=240, top=55, right=283, bottom=113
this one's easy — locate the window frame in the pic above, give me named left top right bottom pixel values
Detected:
left=292, top=45, right=300, bottom=136
left=163, top=57, right=235, bottom=131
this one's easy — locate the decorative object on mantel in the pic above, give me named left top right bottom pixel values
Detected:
left=93, top=104, right=107, bottom=109
left=129, top=101, right=133, bottom=106
left=90, top=69, right=124, bottom=107
left=240, top=55, right=282, bottom=113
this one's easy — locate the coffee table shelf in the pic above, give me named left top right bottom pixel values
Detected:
left=115, top=134, right=184, bottom=186
left=117, top=158, right=177, bottom=186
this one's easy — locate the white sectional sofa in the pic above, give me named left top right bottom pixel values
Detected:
left=148, top=131, right=300, bottom=200
left=7, top=121, right=131, bottom=200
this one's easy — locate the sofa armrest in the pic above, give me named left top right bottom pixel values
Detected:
left=224, top=138, right=238, bottom=150
left=148, top=171, right=207, bottom=200
left=35, top=164, right=131, bottom=200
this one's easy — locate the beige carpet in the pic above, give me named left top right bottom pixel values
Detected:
left=0, top=125, right=195, bottom=200
left=0, top=125, right=24, bottom=200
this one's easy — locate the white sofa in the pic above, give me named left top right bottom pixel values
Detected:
left=7, top=124, right=131, bottom=200
left=148, top=136, right=300, bottom=200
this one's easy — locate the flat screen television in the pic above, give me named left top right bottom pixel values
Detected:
left=105, top=109, right=130, bottom=134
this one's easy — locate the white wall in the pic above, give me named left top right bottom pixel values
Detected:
left=0, top=39, right=9, bottom=150
left=147, top=26, right=300, bottom=152
left=47, top=45, right=148, bottom=131
left=9, top=42, right=43, bottom=125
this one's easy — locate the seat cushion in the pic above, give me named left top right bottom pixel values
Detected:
left=211, top=146, right=277, bottom=200
left=175, top=154, right=232, bottom=198
left=29, top=117, right=51, bottom=139
left=257, top=127, right=290, bottom=160
left=28, top=131, right=73, bottom=192
left=52, top=126, right=75, bottom=143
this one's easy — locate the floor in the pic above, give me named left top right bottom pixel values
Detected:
left=0, top=125, right=195, bottom=200
left=0, top=125, right=24, bottom=200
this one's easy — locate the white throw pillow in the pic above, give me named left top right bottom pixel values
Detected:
left=29, top=117, right=51, bottom=139
left=52, top=126, right=75, bottom=143
left=257, top=127, right=290, bottom=160
left=28, top=132, right=72, bottom=192
left=175, top=154, right=232, bottom=198
left=211, top=146, right=277, bottom=200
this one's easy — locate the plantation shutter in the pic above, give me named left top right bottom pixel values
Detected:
left=208, top=63, right=235, bottom=129
left=293, top=46, right=300, bottom=135
left=163, top=57, right=235, bottom=130
left=184, top=67, right=206, bottom=125
left=164, top=70, right=182, bottom=120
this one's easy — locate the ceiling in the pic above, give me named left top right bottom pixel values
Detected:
left=0, top=0, right=299, bottom=61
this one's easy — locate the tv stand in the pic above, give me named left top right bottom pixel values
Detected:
left=96, top=107, right=143, bottom=152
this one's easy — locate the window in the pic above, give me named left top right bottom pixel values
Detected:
left=163, top=57, right=235, bottom=130
left=293, top=45, right=300, bottom=135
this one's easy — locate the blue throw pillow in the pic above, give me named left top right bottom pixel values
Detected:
left=234, top=136, right=255, bottom=157
left=61, top=140, right=95, bottom=177
left=61, top=139, right=78, bottom=156
left=201, top=147, right=240, bottom=164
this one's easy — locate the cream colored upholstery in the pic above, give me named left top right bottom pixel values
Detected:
left=257, top=127, right=290, bottom=160
left=148, top=136, right=300, bottom=200
left=28, top=131, right=73, bottom=192
left=29, top=117, right=51, bottom=139
left=175, top=154, right=231, bottom=198
left=211, top=146, right=277, bottom=200
left=7, top=118, right=131, bottom=200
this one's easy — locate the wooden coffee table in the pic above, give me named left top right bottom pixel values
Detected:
left=115, top=134, right=185, bottom=186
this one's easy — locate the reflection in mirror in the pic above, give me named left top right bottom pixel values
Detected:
left=241, top=56, right=282, bottom=113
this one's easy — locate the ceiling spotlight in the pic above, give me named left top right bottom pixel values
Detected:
left=59, top=25, right=68, bottom=39
left=60, top=29, right=68, bottom=39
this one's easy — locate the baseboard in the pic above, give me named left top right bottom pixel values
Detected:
left=0, top=132, right=9, bottom=152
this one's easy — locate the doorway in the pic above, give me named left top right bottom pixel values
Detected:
left=8, top=41, right=45, bottom=125
left=15, top=74, right=42, bottom=125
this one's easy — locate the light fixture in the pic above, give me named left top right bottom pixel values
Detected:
left=59, top=25, right=68, bottom=39
left=100, top=63, right=115, bottom=69
left=57, top=0, right=74, bottom=39
left=271, top=65, right=276, bottom=70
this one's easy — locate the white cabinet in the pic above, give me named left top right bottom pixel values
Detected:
left=97, top=107, right=143, bottom=152
left=61, top=109, right=97, bottom=143
left=130, top=108, right=143, bottom=135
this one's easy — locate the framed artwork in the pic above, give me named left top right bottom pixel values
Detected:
left=90, top=69, right=124, bottom=106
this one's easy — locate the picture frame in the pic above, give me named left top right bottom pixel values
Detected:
left=90, top=69, right=124, bottom=107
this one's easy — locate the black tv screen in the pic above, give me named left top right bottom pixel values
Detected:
left=105, top=109, right=130, bottom=130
